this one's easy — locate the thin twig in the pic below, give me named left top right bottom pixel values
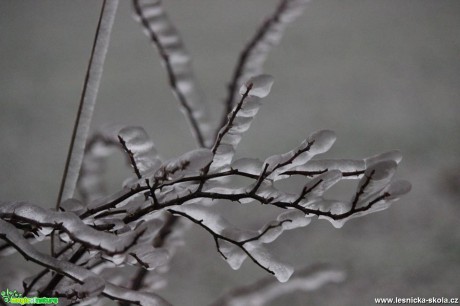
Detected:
left=212, top=83, right=253, bottom=155
left=168, top=209, right=276, bottom=276
left=118, top=135, right=142, bottom=179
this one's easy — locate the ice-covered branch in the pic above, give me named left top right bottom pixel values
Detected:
left=118, top=126, right=162, bottom=178
left=211, top=75, right=274, bottom=171
left=0, top=201, right=139, bottom=255
left=75, top=139, right=409, bottom=232
left=22, top=243, right=77, bottom=296
left=280, top=158, right=366, bottom=179
left=219, top=0, right=310, bottom=132
left=132, top=0, right=211, bottom=148
left=168, top=208, right=295, bottom=282
left=0, top=219, right=170, bottom=305
left=264, top=130, right=335, bottom=177
left=0, top=219, right=105, bottom=299
left=1, top=116, right=410, bottom=300
left=78, top=125, right=162, bottom=206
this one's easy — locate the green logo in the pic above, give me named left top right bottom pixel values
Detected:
left=1, top=289, right=59, bottom=305
left=1, top=289, right=22, bottom=303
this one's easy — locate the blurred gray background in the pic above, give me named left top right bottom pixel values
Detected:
left=1, top=0, right=459, bottom=305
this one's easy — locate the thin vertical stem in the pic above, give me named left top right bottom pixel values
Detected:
left=56, top=0, right=118, bottom=210
left=53, top=0, right=119, bottom=255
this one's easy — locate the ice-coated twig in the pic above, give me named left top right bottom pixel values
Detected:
left=79, top=125, right=161, bottom=205
left=208, top=264, right=345, bottom=306
left=264, top=130, right=336, bottom=179
left=119, top=137, right=142, bottom=179
left=118, top=126, right=162, bottom=178
left=281, top=158, right=366, bottom=179
left=211, top=75, right=274, bottom=171
left=168, top=208, right=294, bottom=282
left=56, top=0, right=119, bottom=210
left=132, top=0, right=211, bottom=148
left=219, top=0, right=310, bottom=132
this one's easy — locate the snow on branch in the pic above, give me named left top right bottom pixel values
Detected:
left=132, top=0, right=211, bottom=148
